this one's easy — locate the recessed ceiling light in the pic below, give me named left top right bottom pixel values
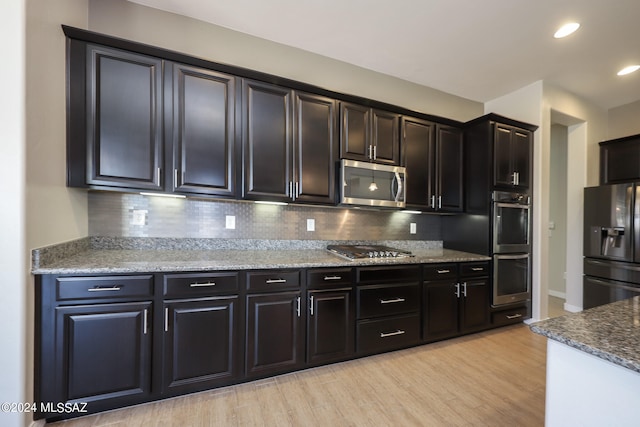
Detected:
left=617, top=65, right=640, bottom=76
left=554, top=22, right=580, bottom=38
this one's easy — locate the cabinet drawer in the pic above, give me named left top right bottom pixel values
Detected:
left=307, top=268, right=353, bottom=288
left=459, top=262, right=490, bottom=277
left=247, top=270, right=301, bottom=292
left=357, top=283, right=420, bottom=319
left=491, top=306, right=529, bottom=326
left=357, top=265, right=420, bottom=284
left=56, top=275, right=153, bottom=301
left=163, top=272, right=239, bottom=297
left=423, top=263, right=458, bottom=281
left=357, top=313, right=420, bottom=354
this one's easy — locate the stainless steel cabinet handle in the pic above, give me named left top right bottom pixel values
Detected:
left=157, top=167, right=161, bottom=185
left=380, top=298, right=405, bottom=304
left=462, top=282, right=467, bottom=297
left=266, top=279, right=287, bottom=284
left=380, top=330, right=405, bottom=338
left=143, top=309, right=149, bottom=335
left=295, top=182, right=299, bottom=199
left=189, top=282, right=216, bottom=287
left=506, top=313, right=523, bottom=319
left=512, top=172, right=517, bottom=186
left=368, top=145, right=373, bottom=160
left=516, top=172, right=520, bottom=186
left=88, top=286, right=122, bottom=292
left=296, top=296, right=301, bottom=317
left=437, top=269, right=450, bottom=274
left=455, top=283, right=460, bottom=298
left=164, top=307, right=169, bottom=332
left=289, top=182, right=293, bottom=200
left=373, top=145, right=377, bottom=160
left=438, top=195, right=442, bottom=209
left=309, top=295, right=314, bottom=316
left=323, top=275, right=342, bottom=281
left=471, top=267, right=485, bottom=271
left=430, top=195, right=436, bottom=209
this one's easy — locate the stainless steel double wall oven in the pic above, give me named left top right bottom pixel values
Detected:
left=492, top=191, right=531, bottom=306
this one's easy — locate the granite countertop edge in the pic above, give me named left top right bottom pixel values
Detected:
left=530, top=297, right=640, bottom=374
left=32, top=237, right=490, bottom=275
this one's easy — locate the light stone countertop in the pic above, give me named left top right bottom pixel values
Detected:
left=530, top=297, right=640, bottom=373
left=32, top=240, right=490, bottom=274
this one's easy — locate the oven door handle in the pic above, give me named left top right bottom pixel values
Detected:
left=495, top=202, right=530, bottom=209
left=494, top=254, right=530, bottom=260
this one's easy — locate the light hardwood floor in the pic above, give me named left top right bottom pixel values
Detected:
left=49, top=324, right=547, bottom=427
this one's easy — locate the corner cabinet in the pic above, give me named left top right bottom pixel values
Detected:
left=340, top=102, right=401, bottom=165
left=402, top=117, right=463, bottom=212
left=242, top=80, right=337, bottom=204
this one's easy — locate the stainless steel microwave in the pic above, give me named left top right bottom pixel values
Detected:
left=339, top=159, right=406, bottom=208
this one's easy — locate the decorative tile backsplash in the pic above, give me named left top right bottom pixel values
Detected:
left=88, top=192, right=443, bottom=241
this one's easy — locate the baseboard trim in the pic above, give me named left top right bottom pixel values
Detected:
left=548, top=290, right=566, bottom=299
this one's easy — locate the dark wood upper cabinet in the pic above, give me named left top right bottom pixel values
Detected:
left=402, top=118, right=463, bottom=211
left=84, top=44, right=164, bottom=190
left=599, top=134, right=640, bottom=184
left=242, top=80, right=292, bottom=201
left=293, top=92, right=337, bottom=204
left=170, top=64, right=237, bottom=197
left=243, top=80, right=337, bottom=204
left=340, top=102, right=400, bottom=165
left=493, top=123, right=532, bottom=189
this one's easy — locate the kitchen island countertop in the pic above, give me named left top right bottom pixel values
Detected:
left=32, top=237, right=490, bottom=275
left=530, top=297, right=640, bottom=373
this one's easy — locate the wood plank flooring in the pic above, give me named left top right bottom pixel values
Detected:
left=49, top=324, right=547, bottom=427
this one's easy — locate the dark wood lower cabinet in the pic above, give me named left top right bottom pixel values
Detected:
left=307, top=288, right=354, bottom=365
left=162, top=297, right=239, bottom=395
left=50, top=302, right=153, bottom=417
left=34, top=262, right=498, bottom=422
left=245, top=292, right=305, bottom=378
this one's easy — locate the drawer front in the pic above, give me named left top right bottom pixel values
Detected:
left=357, top=313, right=420, bottom=354
left=357, top=265, right=421, bottom=284
left=491, top=306, right=529, bottom=326
left=423, top=263, right=458, bottom=281
left=357, top=283, right=420, bottom=319
left=56, top=275, right=153, bottom=301
left=459, top=262, right=490, bottom=278
left=247, top=270, right=301, bottom=292
left=163, top=272, right=239, bottom=297
left=307, top=268, right=353, bottom=288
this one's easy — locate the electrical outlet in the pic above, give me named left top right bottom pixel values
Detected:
left=131, top=210, right=147, bottom=226
left=307, top=218, right=315, bottom=232
left=410, top=223, right=417, bottom=234
left=225, top=215, right=236, bottom=230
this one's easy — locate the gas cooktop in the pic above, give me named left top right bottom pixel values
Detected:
left=326, top=244, right=414, bottom=260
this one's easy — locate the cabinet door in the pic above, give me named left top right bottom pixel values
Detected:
left=423, top=282, right=458, bottom=341
left=372, top=109, right=401, bottom=165
left=512, top=129, right=531, bottom=189
left=340, top=102, right=370, bottom=161
left=402, top=117, right=435, bottom=209
left=307, top=288, right=354, bottom=365
left=436, top=125, right=464, bottom=212
left=493, top=124, right=515, bottom=187
left=294, top=92, right=337, bottom=204
left=459, top=279, right=490, bottom=332
left=171, top=64, right=236, bottom=197
left=246, top=292, right=304, bottom=377
left=243, top=80, right=293, bottom=201
left=86, top=45, right=163, bottom=190
left=53, top=302, right=152, bottom=407
left=162, top=297, right=239, bottom=395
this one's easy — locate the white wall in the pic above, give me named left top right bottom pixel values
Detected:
left=87, top=0, right=483, bottom=123
left=608, top=100, right=640, bottom=139
left=548, top=125, right=568, bottom=297
left=0, top=2, right=26, bottom=426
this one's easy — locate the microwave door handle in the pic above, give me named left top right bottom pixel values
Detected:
left=392, top=172, right=402, bottom=202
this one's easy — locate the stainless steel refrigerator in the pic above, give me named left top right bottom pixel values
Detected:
left=583, top=183, right=640, bottom=308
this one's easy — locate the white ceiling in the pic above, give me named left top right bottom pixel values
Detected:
left=128, top=0, right=640, bottom=110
